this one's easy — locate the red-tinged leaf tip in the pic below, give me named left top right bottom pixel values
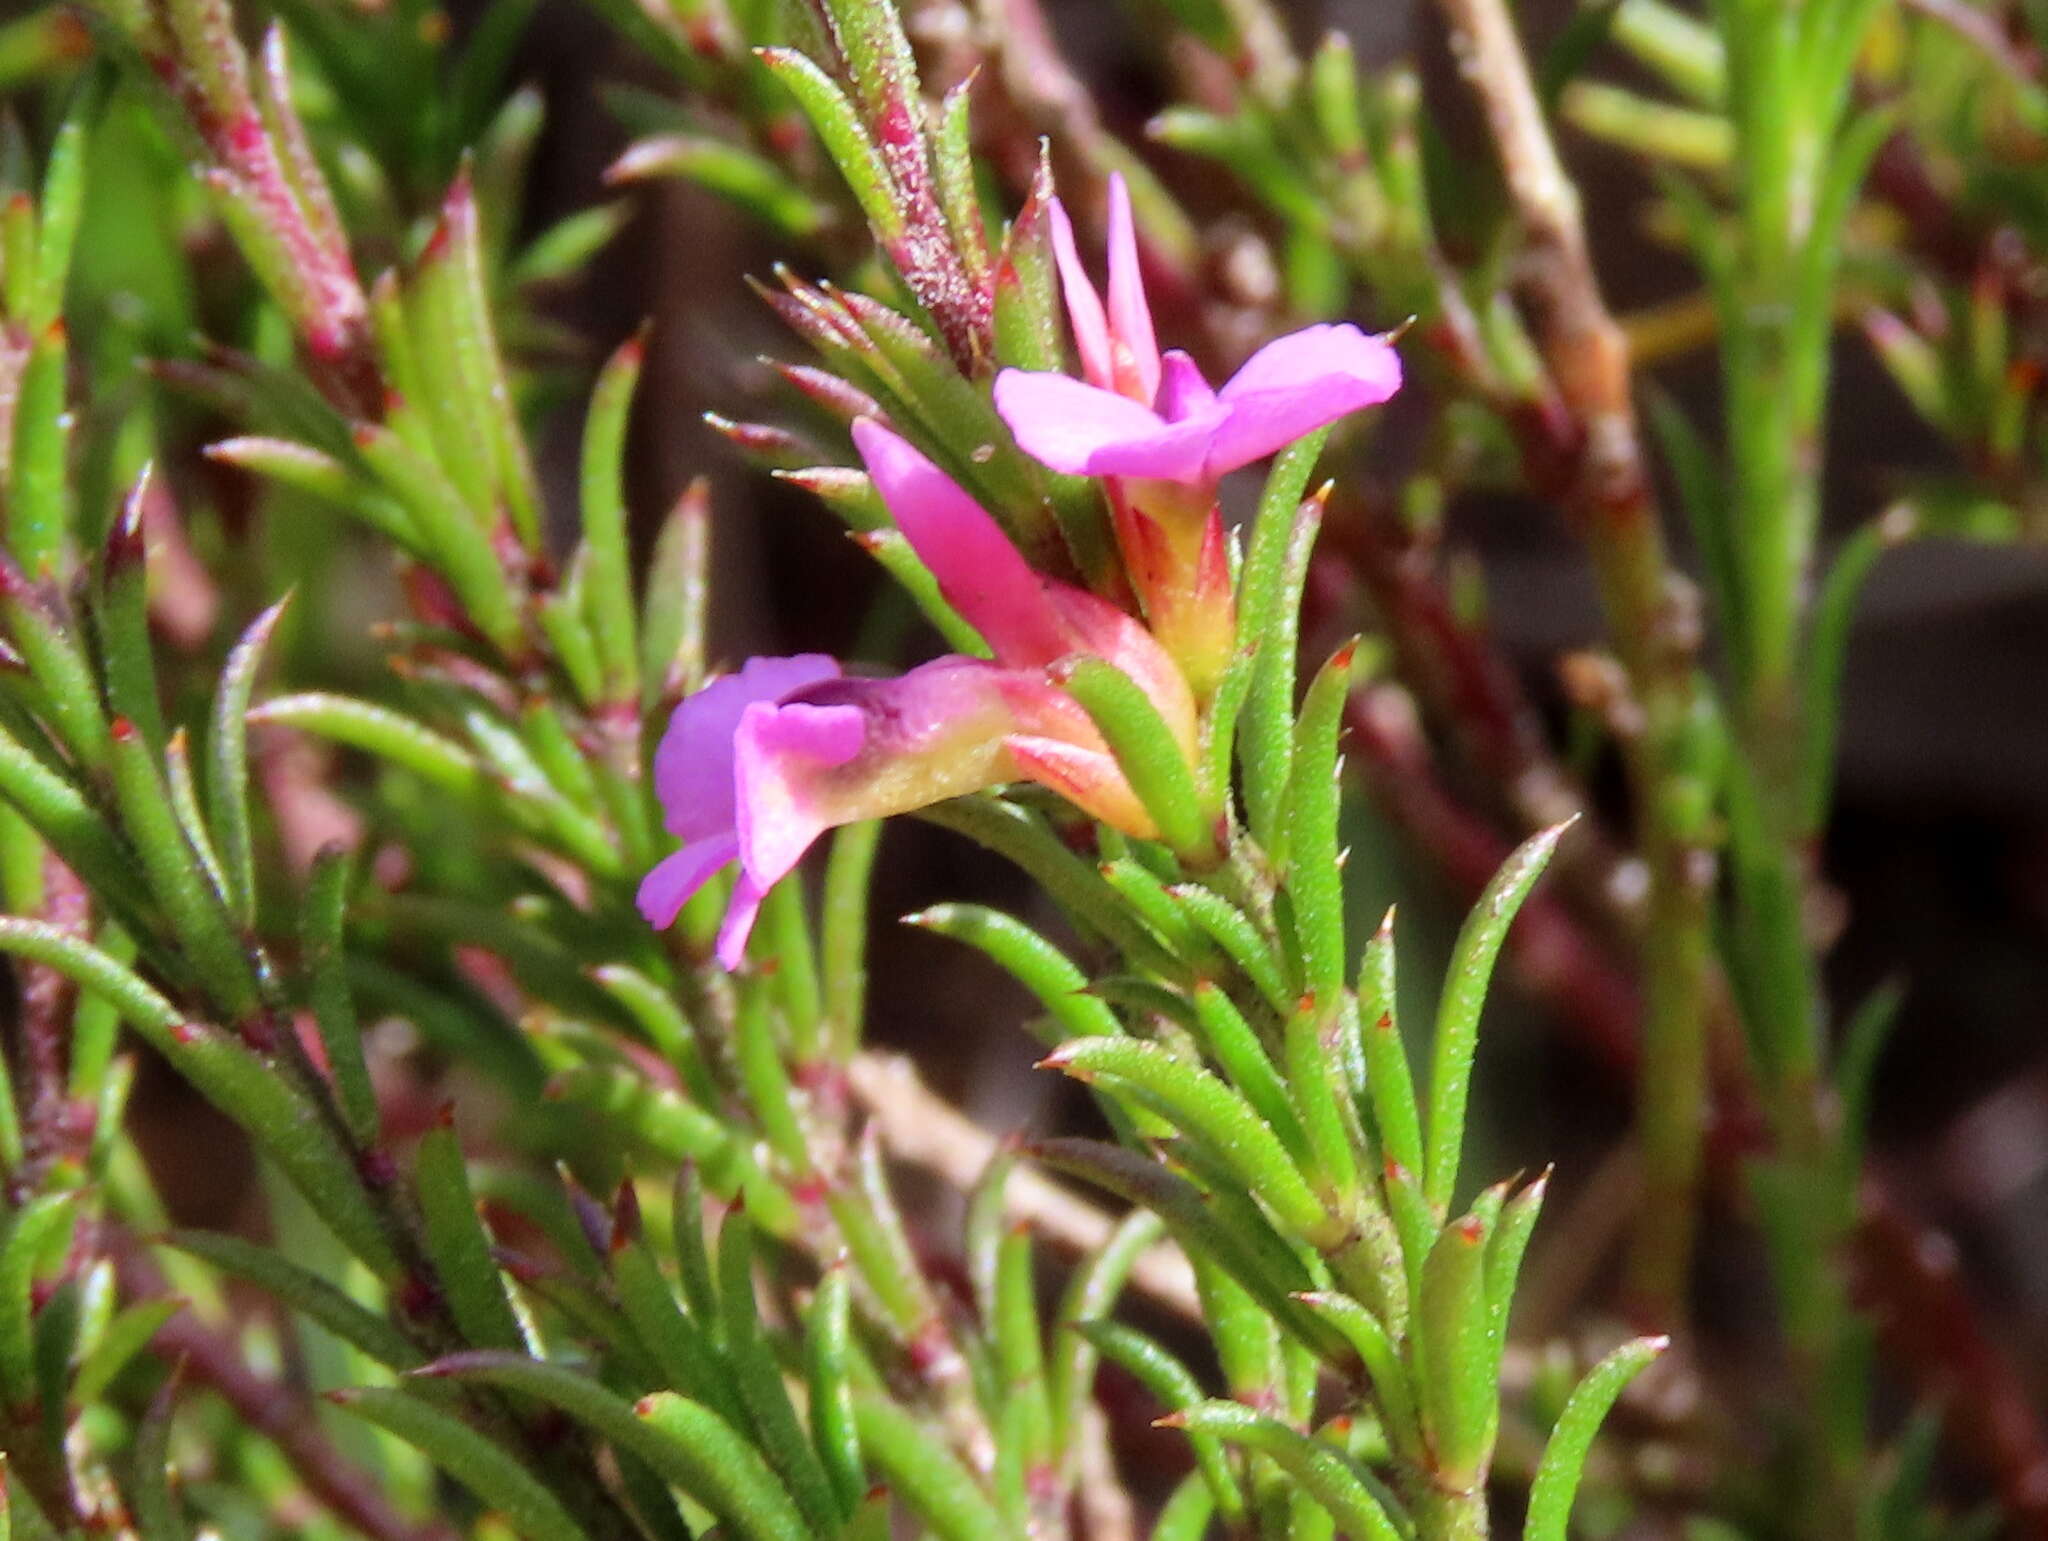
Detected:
left=1309, top=480, right=1335, bottom=509
left=494, top=1248, right=547, bottom=1285
left=5, top=193, right=29, bottom=216
left=418, top=217, right=454, bottom=266
left=433, top=1100, right=456, bottom=1130
left=634, top=1394, right=660, bottom=1417
left=1296, top=991, right=1318, bottom=1015
left=1453, top=1214, right=1486, bottom=1244
left=1384, top=1156, right=1410, bottom=1183
left=351, top=423, right=381, bottom=450
left=39, top=319, right=66, bottom=348
left=1330, top=639, right=1359, bottom=672
left=110, top=716, right=138, bottom=743
left=325, top=1387, right=360, bottom=1405
left=172, top=1022, right=204, bottom=1046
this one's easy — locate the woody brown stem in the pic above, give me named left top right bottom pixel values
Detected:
left=1430, top=0, right=1717, bottom=1318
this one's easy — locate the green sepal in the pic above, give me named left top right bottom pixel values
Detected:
left=1053, top=656, right=1212, bottom=862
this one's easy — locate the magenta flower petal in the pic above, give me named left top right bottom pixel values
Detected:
left=1104, top=174, right=1160, bottom=406
left=651, top=653, right=841, bottom=841
left=1205, top=323, right=1404, bottom=474
left=1155, top=350, right=1217, bottom=422
left=732, top=697, right=866, bottom=887
left=851, top=419, right=1072, bottom=666
left=715, top=872, right=769, bottom=970
left=1048, top=196, right=1113, bottom=391
left=994, top=369, right=1223, bottom=482
left=731, top=658, right=1032, bottom=904
left=636, top=833, right=740, bottom=929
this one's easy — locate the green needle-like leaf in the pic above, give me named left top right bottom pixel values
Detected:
left=207, top=597, right=290, bottom=928
left=416, top=1353, right=812, bottom=1541
left=164, top=1230, right=418, bottom=1369
left=416, top=1119, right=528, bottom=1353
left=579, top=333, right=645, bottom=705
left=1040, top=1036, right=1329, bottom=1238
left=1165, top=1401, right=1407, bottom=1541
left=331, top=1387, right=593, bottom=1541
left=1523, top=1336, right=1668, bottom=1541
left=1424, top=820, right=1570, bottom=1212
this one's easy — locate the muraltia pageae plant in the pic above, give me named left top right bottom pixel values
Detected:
left=0, top=0, right=2023, bottom=1532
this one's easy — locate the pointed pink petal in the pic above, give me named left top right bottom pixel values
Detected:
left=637, top=833, right=740, bottom=928
left=651, top=654, right=842, bottom=840
left=1206, top=324, right=1404, bottom=475
left=850, top=419, right=1071, bottom=666
left=1104, top=173, right=1161, bottom=405
left=1048, top=196, right=1113, bottom=390
left=715, top=872, right=769, bottom=969
left=1155, top=350, right=1217, bottom=422
left=733, top=698, right=864, bottom=892
left=996, top=369, right=1222, bottom=482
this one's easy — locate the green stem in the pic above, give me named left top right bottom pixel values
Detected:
left=1412, top=1483, right=1489, bottom=1541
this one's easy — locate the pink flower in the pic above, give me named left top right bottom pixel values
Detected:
left=637, top=423, right=1198, bottom=968
left=995, top=326, right=1403, bottom=487
left=993, top=175, right=1403, bottom=489
left=847, top=419, right=1193, bottom=714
